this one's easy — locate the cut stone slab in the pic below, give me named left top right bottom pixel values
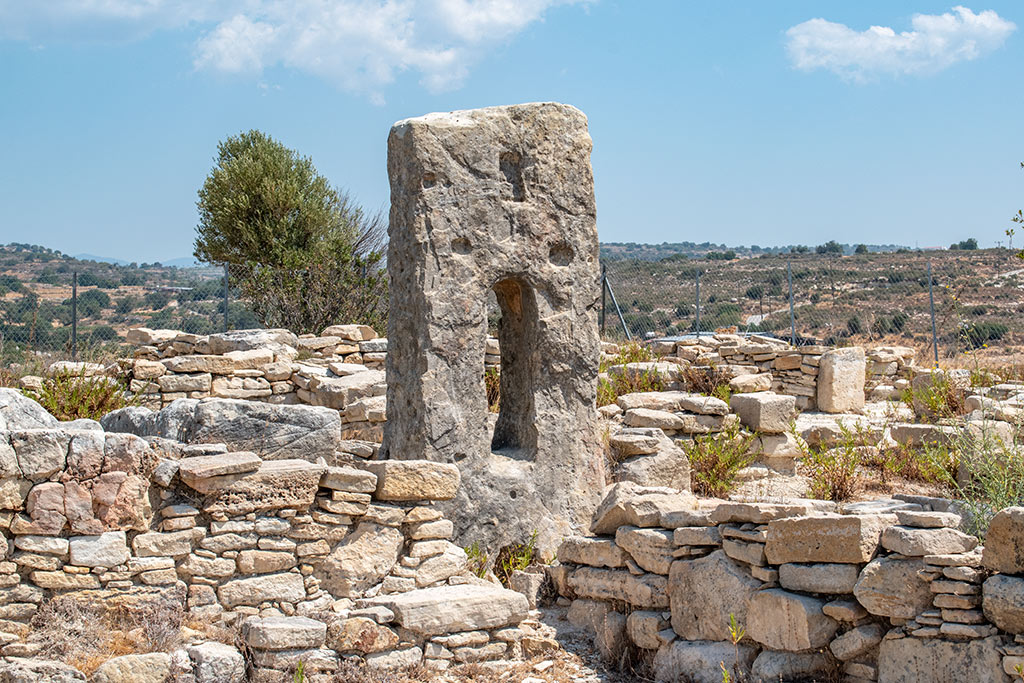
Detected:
left=91, top=653, right=171, bottom=683
left=778, top=562, right=860, bottom=594
left=321, top=466, right=377, bottom=493
left=765, top=513, right=895, bottom=564
left=652, top=640, right=758, bottom=683
left=177, top=452, right=262, bottom=493
left=615, top=526, right=674, bottom=575
left=569, top=567, right=669, bottom=609
left=591, top=482, right=697, bottom=535
left=747, top=589, right=838, bottom=652
left=829, top=623, right=884, bottom=661
left=817, top=347, right=865, bottom=414
left=0, top=388, right=60, bottom=430
left=367, top=584, right=528, bottom=636
left=669, top=550, right=760, bottom=642
left=242, top=616, right=327, bottom=651
left=317, top=523, right=403, bottom=598
left=68, top=531, right=129, bottom=568
left=729, top=392, right=796, bottom=433
left=880, top=525, right=978, bottom=557
left=854, top=557, right=933, bottom=619
left=188, top=641, right=246, bottom=683
left=201, top=459, right=325, bottom=516
left=359, top=460, right=460, bottom=501
left=557, top=537, right=629, bottom=568
left=895, top=510, right=961, bottom=528
left=983, top=506, right=1024, bottom=574
left=616, top=391, right=729, bottom=415
left=217, top=572, right=307, bottom=608
left=751, top=650, right=834, bottom=683
left=982, top=574, right=1024, bottom=634
left=877, top=634, right=1007, bottom=683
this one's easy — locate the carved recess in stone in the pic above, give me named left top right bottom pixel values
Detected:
left=383, top=102, right=605, bottom=551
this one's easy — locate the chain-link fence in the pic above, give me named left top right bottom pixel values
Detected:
left=600, top=250, right=1024, bottom=361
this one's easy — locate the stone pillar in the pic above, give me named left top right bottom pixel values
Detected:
left=383, top=102, right=606, bottom=552
left=817, top=347, right=866, bottom=414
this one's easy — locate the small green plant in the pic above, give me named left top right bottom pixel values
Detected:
left=464, top=541, right=488, bottom=579
left=1013, top=662, right=1024, bottom=682
left=795, top=423, right=861, bottom=502
left=684, top=421, right=757, bottom=498
left=293, top=661, right=305, bottom=683
left=25, top=370, right=137, bottom=421
left=495, top=530, right=539, bottom=586
left=719, top=613, right=746, bottom=683
left=901, top=373, right=966, bottom=422
left=682, top=364, right=731, bottom=399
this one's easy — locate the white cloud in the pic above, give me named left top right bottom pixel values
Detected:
left=786, top=6, right=1016, bottom=81
left=0, top=0, right=587, bottom=99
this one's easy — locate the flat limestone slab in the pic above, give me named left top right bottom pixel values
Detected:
left=366, top=584, right=528, bottom=636
left=178, top=452, right=262, bottom=493
left=202, top=460, right=325, bottom=515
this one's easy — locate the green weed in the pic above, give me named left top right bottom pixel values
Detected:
left=684, top=421, right=757, bottom=498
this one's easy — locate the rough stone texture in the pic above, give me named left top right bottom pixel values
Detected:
left=216, top=572, right=307, bottom=608
left=557, top=537, right=628, bottom=568
left=652, top=639, right=758, bottom=683
left=569, top=567, right=668, bottom=608
left=750, top=651, right=833, bottom=683
left=728, top=392, right=796, bottom=433
left=881, top=525, right=978, bottom=556
left=765, top=514, right=895, bottom=564
left=242, top=616, right=327, bottom=650
left=669, top=550, right=760, bottom=641
left=91, top=653, right=171, bottom=683
left=747, top=589, right=838, bottom=652
left=317, top=523, right=403, bottom=597
left=877, top=635, right=1008, bottom=683
left=982, top=575, right=1024, bottom=633
left=854, top=557, right=933, bottom=619
left=778, top=562, right=860, bottom=594
left=201, top=459, right=325, bottom=516
left=829, top=623, right=884, bottom=661
left=0, top=658, right=86, bottom=682
left=983, top=506, right=1024, bottom=574
left=368, top=584, right=528, bottom=636
left=591, top=482, right=697, bottom=535
left=817, top=347, right=866, bottom=414
left=383, top=103, right=606, bottom=552
left=360, top=460, right=460, bottom=501
left=0, top=388, right=60, bottom=430
left=188, top=641, right=246, bottom=683
left=68, top=531, right=129, bottom=568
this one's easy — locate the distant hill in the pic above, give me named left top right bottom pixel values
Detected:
left=73, top=253, right=130, bottom=265
left=600, top=241, right=911, bottom=261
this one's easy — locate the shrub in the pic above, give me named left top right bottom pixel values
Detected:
left=494, top=530, right=538, bottom=587
left=597, top=342, right=665, bottom=407
left=796, top=423, right=861, bottom=501
left=26, top=371, right=136, bottom=421
left=464, top=542, right=488, bottom=578
left=682, top=364, right=731, bottom=399
left=684, top=421, right=757, bottom=498
left=901, top=374, right=967, bottom=422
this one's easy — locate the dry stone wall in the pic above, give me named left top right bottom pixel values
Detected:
left=0, top=389, right=537, bottom=681
left=552, top=483, right=1024, bottom=683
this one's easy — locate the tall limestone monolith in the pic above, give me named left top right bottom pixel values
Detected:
left=383, top=102, right=606, bottom=552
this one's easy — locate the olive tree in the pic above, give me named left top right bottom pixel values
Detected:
left=194, top=130, right=386, bottom=333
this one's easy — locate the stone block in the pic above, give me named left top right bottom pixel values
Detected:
left=765, top=513, right=895, bottom=564
left=877, top=634, right=1006, bottom=683
left=201, top=459, right=325, bottom=516
left=652, top=639, right=757, bottom=683
left=367, top=584, right=528, bottom=636
left=217, top=572, right=306, bottom=608
left=557, top=536, right=629, bottom=568
left=982, top=574, right=1024, bottom=633
left=817, top=347, right=865, bottom=414
left=983, top=506, right=1024, bottom=574
left=747, top=589, right=838, bottom=652
left=729, top=392, right=796, bottom=433
left=881, top=525, right=978, bottom=556
left=68, top=531, right=128, bottom=568
left=242, top=616, right=327, bottom=650
left=569, top=567, right=669, bottom=609
left=669, top=550, right=760, bottom=641
left=854, top=557, right=933, bottom=619
left=360, top=460, right=460, bottom=501
left=778, top=562, right=860, bottom=594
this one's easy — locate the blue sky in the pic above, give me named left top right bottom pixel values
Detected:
left=1, top=1, right=1022, bottom=262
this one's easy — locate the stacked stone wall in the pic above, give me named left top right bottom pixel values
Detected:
left=552, top=484, right=1024, bottom=682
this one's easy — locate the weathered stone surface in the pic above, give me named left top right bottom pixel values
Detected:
left=729, top=373, right=773, bottom=394
left=0, top=388, right=59, bottom=430
left=188, top=641, right=246, bottom=683
left=652, top=640, right=757, bottom=683
left=317, top=522, right=403, bottom=597
left=242, top=616, right=327, bottom=650
left=608, top=428, right=662, bottom=456
left=625, top=610, right=670, bottom=650
left=68, top=531, right=129, bottom=568
left=360, top=460, right=460, bottom=501
left=829, top=623, right=884, bottom=661
left=329, top=617, right=400, bottom=653
left=217, top=572, right=307, bottom=608
left=368, top=584, right=528, bottom=636
left=591, top=482, right=697, bottom=535
left=877, top=635, right=1008, bottom=683
left=202, top=459, right=325, bottom=516
left=983, top=506, right=1024, bottom=574
left=91, top=653, right=171, bottom=683
left=558, top=537, right=628, bottom=568
left=0, top=657, right=86, bottom=682
left=383, top=103, right=606, bottom=553
left=132, top=529, right=195, bottom=558
left=729, top=392, right=796, bottom=433
left=669, top=550, right=760, bottom=641
left=817, top=347, right=865, bottom=413
left=569, top=567, right=668, bottom=608
left=982, top=575, right=1024, bottom=633
left=895, top=510, right=961, bottom=528
left=750, top=651, right=834, bottom=683
left=747, top=589, right=837, bottom=652
left=615, top=526, right=674, bottom=574
left=321, top=465, right=377, bottom=493
left=778, top=562, right=860, bottom=594
left=854, top=557, right=932, bottom=619
left=616, top=392, right=729, bottom=416
left=177, top=452, right=262, bottom=492
left=415, top=542, right=468, bottom=586
left=881, top=525, right=978, bottom=556
left=765, top=514, right=895, bottom=564
left=12, top=429, right=69, bottom=482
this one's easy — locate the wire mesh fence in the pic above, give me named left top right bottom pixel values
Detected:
left=600, top=249, right=1024, bottom=361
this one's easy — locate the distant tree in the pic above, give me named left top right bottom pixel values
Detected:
left=706, top=250, right=737, bottom=261
left=791, top=245, right=810, bottom=254
left=855, top=244, right=869, bottom=254
left=194, top=129, right=387, bottom=333
left=949, top=238, right=978, bottom=251
left=816, top=240, right=844, bottom=255
left=77, top=289, right=110, bottom=318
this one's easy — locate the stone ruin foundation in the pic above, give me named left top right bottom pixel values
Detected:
left=384, top=102, right=606, bottom=552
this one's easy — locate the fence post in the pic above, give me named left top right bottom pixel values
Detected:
left=71, top=270, right=78, bottom=360
left=694, top=269, right=701, bottom=334
left=600, top=264, right=607, bottom=337
left=927, top=260, right=939, bottom=365
left=787, top=261, right=795, bottom=346
left=222, top=264, right=230, bottom=333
